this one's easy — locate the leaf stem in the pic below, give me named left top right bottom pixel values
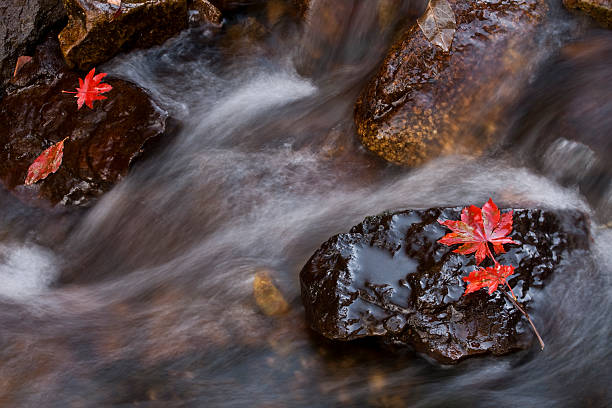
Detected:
left=486, top=244, right=497, bottom=264
left=501, top=288, right=545, bottom=350
left=489, top=242, right=542, bottom=350
left=504, top=278, right=517, bottom=301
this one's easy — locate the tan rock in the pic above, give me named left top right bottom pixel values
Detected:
left=253, top=269, right=290, bottom=316
left=564, top=0, right=612, bottom=28
left=190, top=0, right=222, bottom=24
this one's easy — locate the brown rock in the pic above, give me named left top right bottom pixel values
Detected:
left=296, top=0, right=422, bottom=78
left=220, top=16, right=269, bottom=53
left=564, top=0, right=612, bottom=27
left=58, top=0, right=189, bottom=71
left=263, top=0, right=309, bottom=26
left=0, top=0, right=66, bottom=94
left=208, top=0, right=264, bottom=11
left=354, top=0, right=548, bottom=166
left=300, top=207, right=591, bottom=363
left=253, top=269, right=290, bottom=316
left=0, top=36, right=168, bottom=207
left=189, top=0, right=222, bottom=25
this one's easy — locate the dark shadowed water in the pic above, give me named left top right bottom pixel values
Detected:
left=0, top=1, right=610, bottom=407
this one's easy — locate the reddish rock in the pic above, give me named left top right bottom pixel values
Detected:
left=354, top=0, right=548, bottom=166
left=0, top=36, right=167, bottom=207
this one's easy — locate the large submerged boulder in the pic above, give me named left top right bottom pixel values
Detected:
left=0, top=0, right=66, bottom=94
left=300, top=206, right=590, bottom=363
left=354, top=0, right=548, bottom=166
left=0, top=36, right=168, bottom=207
left=563, top=0, right=612, bottom=28
left=209, top=0, right=305, bottom=12
left=296, top=0, right=423, bottom=78
left=58, top=0, right=194, bottom=70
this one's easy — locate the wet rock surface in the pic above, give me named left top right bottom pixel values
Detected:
left=354, top=0, right=548, bottom=166
left=189, top=0, right=222, bottom=24
left=0, top=36, right=168, bottom=207
left=209, top=0, right=265, bottom=10
left=0, top=0, right=66, bottom=94
left=296, top=0, right=423, bottom=78
left=564, top=0, right=612, bottom=28
left=300, top=207, right=591, bottom=363
left=209, top=0, right=305, bottom=12
left=59, top=0, right=190, bottom=70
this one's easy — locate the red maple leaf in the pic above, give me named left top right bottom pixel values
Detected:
left=437, top=198, right=517, bottom=264
left=463, top=263, right=514, bottom=295
left=62, top=68, right=112, bottom=109
left=25, top=138, right=68, bottom=185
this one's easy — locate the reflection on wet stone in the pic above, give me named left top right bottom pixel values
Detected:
left=300, top=207, right=591, bottom=363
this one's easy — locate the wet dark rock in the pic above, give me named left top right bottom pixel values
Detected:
left=205, top=0, right=308, bottom=19
left=0, top=36, right=168, bottom=207
left=58, top=0, right=190, bottom=71
left=209, top=0, right=272, bottom=11
left=564, top=0, right=612, bottom=28
left=209, top=0, right=261, bottom=10
left=300, top=207, right=590, bottom=363
left=354, top=0, right=548, bottom=166
left=0, top=0, right=66, bottom=94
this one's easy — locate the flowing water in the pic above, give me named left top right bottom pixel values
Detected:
left=0, top=1, right=610, bottom=406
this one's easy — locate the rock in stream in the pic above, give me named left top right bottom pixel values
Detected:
left=0, top=0, right=66, bottom=95
left=354, top=0, right=549, bottom=166
left=564, top=0, right=612, bottom=28
left=0, top=35, right=168, bottom=207
left=59, top=0, right=195, bottom=70
left=300, top=206, right=591, bottom=363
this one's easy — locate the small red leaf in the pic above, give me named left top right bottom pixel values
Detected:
left=13, top=56, right=32, bottom=77
left=462, top=264, right=514, bottom=295
left=62, top=68, right=112, bottom=109
left=437, top=198, right=517, bottom=264
left=25, top=138, right=68, bottom=185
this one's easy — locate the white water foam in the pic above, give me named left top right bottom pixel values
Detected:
left=0, top=244, right=58, bottom=300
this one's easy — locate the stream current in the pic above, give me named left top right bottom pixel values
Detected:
left=0, top=1, right=610, bottom=406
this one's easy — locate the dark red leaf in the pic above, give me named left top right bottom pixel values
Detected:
left=25, top=138, right=68, bottom=185
left=463, top=263, right=514, bottom=295
left=62, top=68, right=112, bottom=109
left=438, top=198, right=517, bottom=264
